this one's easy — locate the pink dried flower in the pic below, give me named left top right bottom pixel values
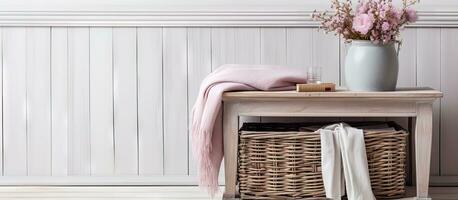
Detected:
left=405, top=8, right=418, bottom=22
left=312, top=0, right=419, bottom=44
left=382, top=22, right=391, bottom=31
left=393, top=8, right=402, bottom=20
left=357, top=2, right=369, bottom=14
left=353, top=14, right=375, bottom=35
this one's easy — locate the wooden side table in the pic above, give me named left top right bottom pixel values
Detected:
left=222, top=88, right=442, bottom=200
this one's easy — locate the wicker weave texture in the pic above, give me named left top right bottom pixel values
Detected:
left=238, top=125, right=408, bottom=200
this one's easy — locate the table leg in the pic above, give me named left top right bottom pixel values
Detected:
left=223, top=103, right=239, bottom=199
left=415, top=103, right=433, bottom=200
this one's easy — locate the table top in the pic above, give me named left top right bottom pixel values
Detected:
left=223, top=87, right=443, bottom=100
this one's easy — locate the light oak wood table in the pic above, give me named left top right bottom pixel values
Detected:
left=222, top=87, right=442, bottom=200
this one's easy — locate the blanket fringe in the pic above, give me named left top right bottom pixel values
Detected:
left=192, top=128, right=220, bottom=197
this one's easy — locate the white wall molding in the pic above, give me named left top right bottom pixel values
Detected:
left=2, top=10, right=315, bottom=27
left=0, top=0, right=457, bottom=27
left=1, top=10, right=458, bottom=27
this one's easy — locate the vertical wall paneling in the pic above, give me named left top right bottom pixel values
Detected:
left=286, top=28, right=313, bottom=69
left=234, top=28, right=261, bottom=64
left=261, top=28, right=286, bottom=65
left=417, top=28, right=441, bottom=176
left=2, top=27, right=28, bottom=175
left=187, top=28, right=211, bottom=175
left=392, top=29, right=416, bottom=181
left=211, top=27, right=262, bottom=132
left=211, top=28, right=260, bottom=140
left=89, top=28, right=114, bottom=175
left=398, top=29, right=418, bottom=87
left=211, top=28, right=235, bottom=70
left=233, top=28, right=262, bottom=124
left=259, top=28, right=294, bottom=122
left=0, top=28, right=3, bottom=175
left=391, top=28, right=418, bottom=180
left=391, top=28, right=418, bottom=174
left=68, top=27, right=91, bottom=175
left=440, top=28, right=458, bottom=175
left=26, top=27, right=52, bottom=176
left=163, top=28, right=188, bottom=175
left=259, top=28, right=287, bottom=123
left=388, top=28, right=417, bottom=128
left=312, top=29, right=340, bottom=83
left=113, top=28, right=138, bottom=175
left=137, top=28, right=164, bottom=175
left=311, top=30, right=341, bottom=123
left=51, top=27, right=69, bottom=176
left=262, top=28, right=315, bottom=123
left=0, top=26, right=455, bottom=184
left=339, top=38, right=348, bottom=86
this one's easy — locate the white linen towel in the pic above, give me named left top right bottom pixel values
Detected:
left=319, top=123, right=376, bottom=200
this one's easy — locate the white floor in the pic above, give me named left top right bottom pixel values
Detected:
left=0, top=186, right=456, bottom=200
left=0, top=186, right=223, bottom=200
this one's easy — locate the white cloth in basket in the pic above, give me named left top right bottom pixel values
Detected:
left=319, top=123, right=376, bottom=200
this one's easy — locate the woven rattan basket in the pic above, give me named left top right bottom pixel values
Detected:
left=238, top=122, right=408, bottom=199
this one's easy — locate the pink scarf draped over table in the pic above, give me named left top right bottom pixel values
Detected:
left=191, top=64, right=308, bottom=195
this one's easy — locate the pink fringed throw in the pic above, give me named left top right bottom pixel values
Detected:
left=191, top=64, right=308, bottom=195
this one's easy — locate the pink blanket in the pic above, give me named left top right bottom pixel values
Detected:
left=191, top=64, right=308, bottom=195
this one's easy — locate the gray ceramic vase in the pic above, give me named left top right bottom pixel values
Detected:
left=344, top=40, right=399, bottom=91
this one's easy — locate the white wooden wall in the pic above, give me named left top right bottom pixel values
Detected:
left=0, top=26, right=456, bottom=185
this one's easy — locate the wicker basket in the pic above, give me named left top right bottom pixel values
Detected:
left=238, top=122, right=408, bottom=199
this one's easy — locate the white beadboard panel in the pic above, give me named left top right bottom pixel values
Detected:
left=89, top=28, right=114, bottom=176
left=0, top=26, right=455, bottom=185
left=211, top=28, right=235, bottom=70
left=259, top=28, right=287, bottom=123
left=285, top=30, right=335, bottom=128
left=163, top=28, right=188, bottom=175
left=137, top=27, right=164, bottom=175
left=2, top=27, right=28, bottom=176
left=440, top=28, right=458, bottom=176
left=233, top=28, right=262, bottom=124
left=310, top=30, right=342, bottom=123
left=262, top=28, right=314, bottom=124
left=261, top=28, right=286, bottom=65
left=68, top=27, right=91, bottom=176
left=0, top=28, right=3, bottom=175
left=286, top=28, right=313, bottom=69
left=388, top=28, right=418, bottom=180
left=113, top=28, right=138, bottom=175
left=387, top=29, right=417, bottom=130
left=398, top=28, right=418, bottom=87
left=187, top=28, right=211, bottom=175
left=339, top=39, right=348, bottom=87
left=417, top=28, right=441, bottom=176
left=388, top=28, right=418, bottom=182
left=212, top=28, right=259, bottom=125
left=234, top=28, right=261, bottom=64
left=51, top=27, right=69, bottom=176
left=312, top=29, right=340, bottom=83
left=26, top=27, right=52, bottom=176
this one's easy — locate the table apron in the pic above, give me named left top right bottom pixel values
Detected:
left=230, top=100, right=418, bottom=117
